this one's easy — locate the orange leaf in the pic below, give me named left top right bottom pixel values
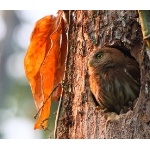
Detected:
left=24, top=12, right=67, bottom=130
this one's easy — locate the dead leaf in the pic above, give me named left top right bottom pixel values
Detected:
left=24, top=12, right=67, bottom=130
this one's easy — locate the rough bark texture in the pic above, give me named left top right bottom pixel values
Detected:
left=55, top=10, right=150, bottom=139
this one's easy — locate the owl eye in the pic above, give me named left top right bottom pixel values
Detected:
left=95, top=53, right=103, bottom=59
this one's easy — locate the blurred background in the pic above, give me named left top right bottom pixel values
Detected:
left=0, top=10, right=58, bottom=139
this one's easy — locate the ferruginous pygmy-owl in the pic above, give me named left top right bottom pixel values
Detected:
left=88, top=47, right=140, bottom=114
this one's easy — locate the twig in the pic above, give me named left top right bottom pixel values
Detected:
left=54, top=10, right=71, bottom=139
left=34, top=83, right=61, bottom=119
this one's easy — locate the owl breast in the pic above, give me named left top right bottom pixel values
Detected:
left=89, top=69, right=140, bottom=114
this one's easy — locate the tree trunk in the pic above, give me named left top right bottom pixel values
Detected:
left=54, top=10, right=150, bottom=139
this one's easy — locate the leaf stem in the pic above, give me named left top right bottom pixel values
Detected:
left=138, top=10, right=150, bottom=48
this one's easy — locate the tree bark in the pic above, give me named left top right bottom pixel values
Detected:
left=55, top=10, right=150, bottom=139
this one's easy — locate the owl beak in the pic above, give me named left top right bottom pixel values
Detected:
left=88, top=59, right=94, bottom=67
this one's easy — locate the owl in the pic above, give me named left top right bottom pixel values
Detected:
left=88, top=47, right=140, bottom=114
